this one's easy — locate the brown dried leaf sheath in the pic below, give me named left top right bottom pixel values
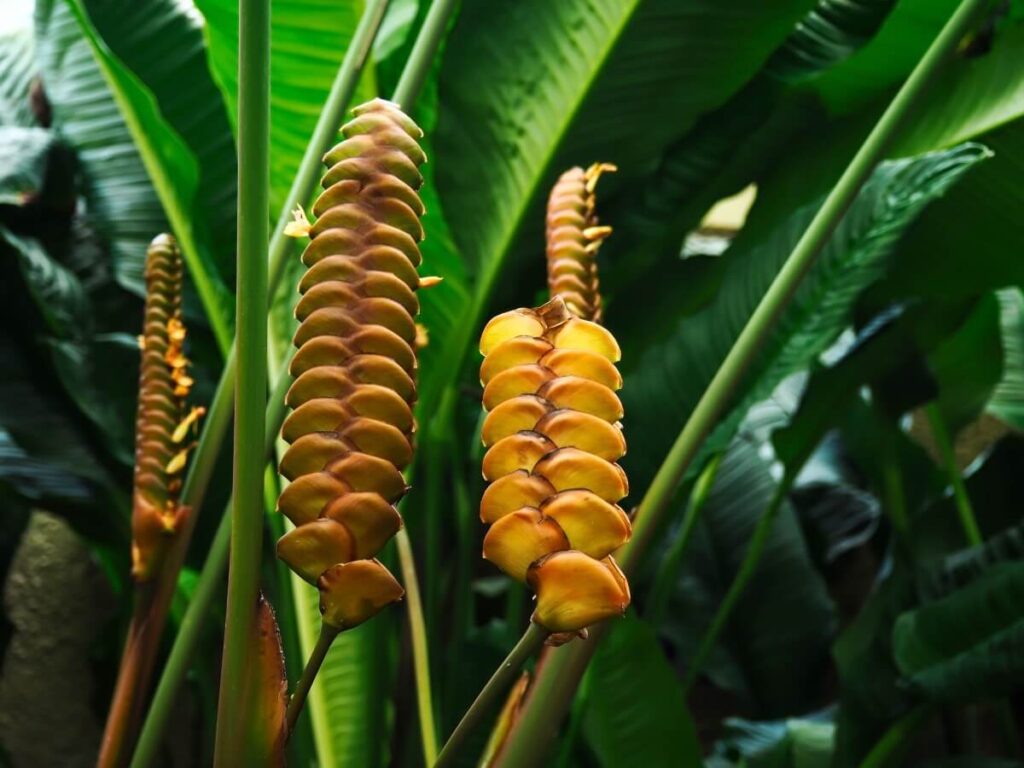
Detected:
left=478, top=298, right=631, bottom=633
left=277, top=99, right=429, bottom=629
left=545, top=163, right=615, bottom=323
left=131, top=234, right=199, bottom=581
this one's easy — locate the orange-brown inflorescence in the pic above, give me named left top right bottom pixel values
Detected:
left=131, top=234, right=203, bottom=580
left=276, top=98, right=432, bottom=630
left=477, top=297, right=631, bottom=636
left=545, top=163, right=616, bottom=323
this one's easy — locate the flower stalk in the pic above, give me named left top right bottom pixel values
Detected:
left=212, top=0, right=270, bottom=760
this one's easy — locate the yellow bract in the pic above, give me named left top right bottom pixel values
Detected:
left=477, top=289, right=631, bottom=635
left=528, top=552, right=630, bottom=634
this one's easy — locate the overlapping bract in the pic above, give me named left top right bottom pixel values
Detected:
left=545, top=163, right=616, bottom=322
left=277, top=99, right=429, bottom=630
left=131, top=234, right=203, bottom=580
left=478, top=297, right=631, bottom=634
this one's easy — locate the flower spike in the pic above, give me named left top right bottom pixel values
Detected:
left=277, top=99, right=429, bottom=630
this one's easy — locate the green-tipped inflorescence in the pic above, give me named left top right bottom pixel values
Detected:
left=276, top=98, right=432, bottom=630
left=545, top=163, right=615, bottom=323
left=477, top=297, right=631, bottom=637
left=131, top=234, right=203, bottom=581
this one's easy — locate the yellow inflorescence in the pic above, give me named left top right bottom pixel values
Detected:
left=276, top=98, right=432, bottom=630
left=545, top=163, right=616, bottom=323
left=131, top=234, right=203, bottom=580
left=478, top=297, right=631, bottom=635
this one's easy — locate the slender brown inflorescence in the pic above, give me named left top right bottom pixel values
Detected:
left=545, top=163, right=615, bottom=323
left=131, top=234, right=203, bottom=581
left=477, top=297, right=631, bottom=639
left=276, top=98, right=431, bottom=631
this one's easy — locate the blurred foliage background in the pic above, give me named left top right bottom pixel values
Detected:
left=1, top=0, right=1024, bottom=765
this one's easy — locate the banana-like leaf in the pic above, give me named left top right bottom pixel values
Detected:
left=660, top=434, right=835, bottom=715
left=426, top=0, right=815, bottom=413
left=82, top=0, right=238, bottom=280
left=193, top=0, right=375, bottom=216
left=988, top=288, right=1024, bottom=429
left=893, top=561, right=1024, bottom=702
left=617, top=144, right=988, bottom=493
left=0, top=30, right=37, bottom=127
left=583, top=613, right=703, bottom=767
left=604, top=0, right=899, bottom=288
left=34, top=0, right=233, bottom=347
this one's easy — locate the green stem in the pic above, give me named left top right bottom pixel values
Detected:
left=858, top=706, right=933, bottom=768
left=285, top=624, right=341, bottom=736
left=682, top=483, right=788, bottom=694
left=495, top=3, right=993, bottom=764
left=391, top=0, right=459, bottom=108
left=925, top=404, right=982, bottom=546
left=396, top=526, right=440, bottom=765
left=436, top=622, right=549, bottom=768
left=647, top=452, right=724, bottom=627
left=213, top=0, right=270, bottom=761
left=129, top=366, right=292, bottom=768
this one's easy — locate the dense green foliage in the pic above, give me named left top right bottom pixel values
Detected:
left=1, top=0, right=1023, bottom=765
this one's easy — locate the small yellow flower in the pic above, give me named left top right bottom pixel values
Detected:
left=528, top=552, right=630, bottom=633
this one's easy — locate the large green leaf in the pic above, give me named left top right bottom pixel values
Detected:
left=661, top=436, right=835, bottom=715
left=618, top=145, right=988, bottom=493
left=194, top=0, right=375, bottom=216
left=583, top=614, right=703, bottom=768
left=426, top=0, right=816, bottom=416
left=604, top=0, right=899, bottom=288
left=893, top=561, right=1024, bottom=702
left=988, top=288, right=1024, bottom=429
left=82, top=0, right=238, bottom=280
left=0, top=30, right=37, bottom=127
left=34, top=0, right=233, bottom=348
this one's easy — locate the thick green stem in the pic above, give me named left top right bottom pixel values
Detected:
left=925, top=404, right=982, bottom=546
left=682, top=483, right=787, bottom=693
left=392, top=0, right=458, bottom=108
left=213, top=0, right=270, bottom=761
left=436, top=622, right=549, bottom=768
left=285, top=624, right=341, bottom=736
left=495, top=3, right=994, bottom=764
left=647, top=452, right=724, bottom=627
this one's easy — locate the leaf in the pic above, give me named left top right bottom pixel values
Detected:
left=604, top=0, right=899, bottom=287
left=583, top=613, right=702, bottom=768
left=988, top=288, right=1024, bottom=428
left=0, top=125, right=56, bottom=206
left=893, top=561, right=1024, bottom=702
left=194, top=0, right=376, bottom=216
left=34, top=0, right=233, bottom=346
left=231, top=593, right=288, bottom=766
left=708, top=711, right=835, bottom=768
left=427, top=0, right=817, bottom=414
left=661, top=436, right=835, bottom=715
left=0, top=30, right=38, bottom=127
left=81, top=0, right=238, bottom=280
left=0, top=427, right=92, bottom=507
left=619, top=144, right=988, bottom=494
